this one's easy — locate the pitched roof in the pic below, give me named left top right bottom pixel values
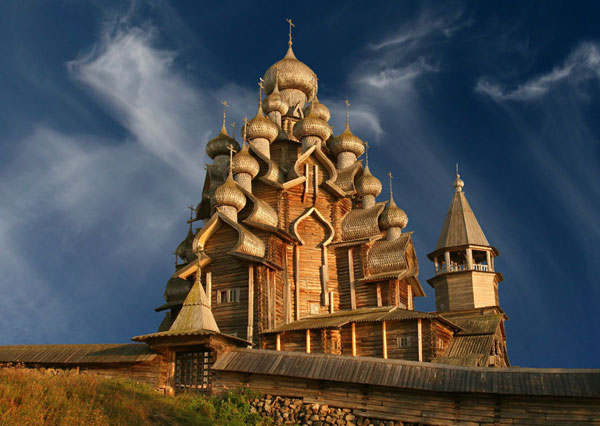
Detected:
left=0, top=344, right=156, bottom=365
left=213, top=349, right=600, bottom=397
left=261, top=306, right=459, bottom=334
left=432, top=176, right=490, bottom=253
left=168, top=280, right=219, bottom=334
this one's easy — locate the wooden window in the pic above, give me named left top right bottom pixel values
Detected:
left=397, top=336, right=411, bottom=348
left=216, top=288, right=240, bottom=304
left=309, top=302, right=320, bottom=315
left=437, top=338, right=446, bottom=350
left=174, top=350, right=214, bottom=393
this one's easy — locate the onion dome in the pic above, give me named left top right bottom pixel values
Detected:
left=356, top=165, right=382, bottom=197
left=215, top=172, right=246, bottom=212
left=263, top=46, right=317, bottom=102
left=163, top=277, right=192, bottom=303
left=232, top=145, right=259, bottom=178
left=243, top=102, right=279, bottom=142
left=175, top=226, right=196, bottom=263
left=262, top=77, right=288, bottom=116
left=303, top=96, right=330, bottom=122
left=293, top=108, right=332, bottom=141
left=329, top=124, right=365, bottom=157
left=206, top=125, right=240, bottom=159
left=379, top=196, right=408, bottom=230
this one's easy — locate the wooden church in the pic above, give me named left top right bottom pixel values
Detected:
left=131, top=26, right=510, bottom=391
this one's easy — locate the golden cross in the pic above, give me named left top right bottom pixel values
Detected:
left=388, top=172, right=393, bottom=197
left=344, top=99, right=350, bottom=126
left=230, top=122, right=236, bottom=140
left=242, top=117, right=248, bottom=146
left=227, top=144, right=237, bottom=174
left=220, top=100, right=229, bottom=128
left=286, top=18, right=295, bottom=46
left=172, top=251, right=178, bottom=267
left=364, top=141, right=370, bottom=166
left=456, top=163, right=459, bottom=176
left=257, top=80, right=264, bottom=112
left=188, top=204, right=195, bottom=221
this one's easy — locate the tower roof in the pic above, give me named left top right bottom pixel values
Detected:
left=168, top=280, right=220, bottom=334
left=431, top=174, right=490, bottom=255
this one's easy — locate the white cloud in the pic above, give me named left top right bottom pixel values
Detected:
left=476, top=42, right=600, bottom=101
left=360, top=58, right=439, bottom=89
left=0, top=22, right=256, bottom=344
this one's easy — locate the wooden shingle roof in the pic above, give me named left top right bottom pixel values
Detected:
left=432, top=177, right=490, bottom=254
left=213, top=349, right=600, bottom=397
left=0, top=344, right=156, bottom=365
left=262, top=307, right=459, bottom=334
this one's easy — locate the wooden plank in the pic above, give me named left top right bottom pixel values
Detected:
left=247, top=265, right=254, bottom=341
left=382, top=321, right=388, bottom=359
left=294, top=245, right=300, bottom=320
left=376, top=283, right=382, bottom=307
left=348, top=248, right=356, bottom=310
left=206, top=272, right=212, bottom=308
left=418, top=318, right=423, bottom=362
left=352, top=322, right=357, bottom=357
left=306, top=329, right=311, bottom=354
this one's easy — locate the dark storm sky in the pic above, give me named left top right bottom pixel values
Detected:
left=1, top=1, right=599, bottom=368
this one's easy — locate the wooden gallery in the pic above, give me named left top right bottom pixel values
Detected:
left=1, top=29, right=599, bottom=425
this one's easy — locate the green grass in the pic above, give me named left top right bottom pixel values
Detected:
left=0, top=367, right=270, bottom=426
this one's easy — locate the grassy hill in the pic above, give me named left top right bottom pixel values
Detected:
left=0, top=367, right=270, bottom=426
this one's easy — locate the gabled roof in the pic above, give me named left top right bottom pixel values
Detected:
left=0, top=344, right=156, bottom=365
left=432, top=175, right=490, bottom=254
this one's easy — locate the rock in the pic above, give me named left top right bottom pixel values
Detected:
left=310, top=414, right=320, bottom=421
left=311, top=403, right=320, bottom=413
left=345, top=414, right=356, bottom=421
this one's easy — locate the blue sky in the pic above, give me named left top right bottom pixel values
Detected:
left=1, top=1, right=598, bottom=368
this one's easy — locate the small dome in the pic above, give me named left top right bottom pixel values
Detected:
left=262, top=78, right=288, bottom=116
left=243, top=103, right=279, bottom=142
left=164, top=277, right=193, bottom=303
left=175, top=227, right=196, bottom=263
left=263, top=46, right=317, bottom=103
left=356, top=165, right=382, bottom=197
left=206, top=126, right=240, bottom=159
left=293, top=110, right=332, bottom=141
left=379, top=196, right=408, bottom=230
left=303, top=97, right=330, bottom=122
left=232, top=145, right=260, bottom=178
left=215, top=173, right=246, bottom=212
left=329, top=124, right=365, bottom=157
left=454, top=174, right=464, bottom=192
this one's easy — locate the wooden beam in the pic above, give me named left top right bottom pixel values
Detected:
left=314, top=164, right=319, bottom=199
left=306, top=329, right=311, bottom=353
left=351, top=322, right=356, bottom=356
left=276, top=333, right=281, bottom=351
left=294, top=245, right=300, bottom=320
left=382, top=321, right=388, bottom=359
left=266, top=269, right=272, bottom=329
left=283, top=246, right=290, bottom=324
left=407, top=283, right=413, bottom=310
left=348, top=248, right=356, bottom=310
left=247, top=265, right=254, bottom=342
left=321, top=246, right=329, bottom=306
left=376, top=283, right=382, bottom=307
left=417, top=318, right=423, bottom=362
left=302, top=164, right=309, bottom=203
left=394, top=279, right=400, bottom=307
left=206, top=272, right=212, bottom=308
left=329, top=291, right=334, bottom=314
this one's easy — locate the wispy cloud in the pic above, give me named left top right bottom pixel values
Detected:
left=0, top=21, right=255, bottom=344
left=476, top=42, right=600, bottom=101
left=369, top=8, right=471, bottom=51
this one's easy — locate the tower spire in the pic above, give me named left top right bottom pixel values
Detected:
left=286, top=18, right=295, bottom=47
left=364, top=141, right=370, bottom=167
left=257, top=79, right=265, bottom=115
left=227, top=144, right=237, bottom=176
left=388, top=171, right=394, bottom=200
left=242, top=117, right=248, bottom=147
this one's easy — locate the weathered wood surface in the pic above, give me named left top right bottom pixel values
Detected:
left=212, top=349, right=600, bottom=398
left=0, top=344, right=156, bottom=364
left=213, top=370, right=600, bottom=426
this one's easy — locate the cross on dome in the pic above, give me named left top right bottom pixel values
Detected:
left=242, top=117, right=248, bottom=146
left=230, top=122, right=236, bottom=140
left=286, top=18, right=295, bottom=47
left=344, top=99, right=350, bottom=127
left=364, top=141, right=370, bottom=166
left=220, top=100, right=229, bottom=128
left=388, top=172, right=394, bottom=198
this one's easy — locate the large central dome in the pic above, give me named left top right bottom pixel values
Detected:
left=263, top=45, right=317, bottom=115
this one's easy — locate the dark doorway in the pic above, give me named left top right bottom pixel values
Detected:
left=174, top=349, right=214, bottom=393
